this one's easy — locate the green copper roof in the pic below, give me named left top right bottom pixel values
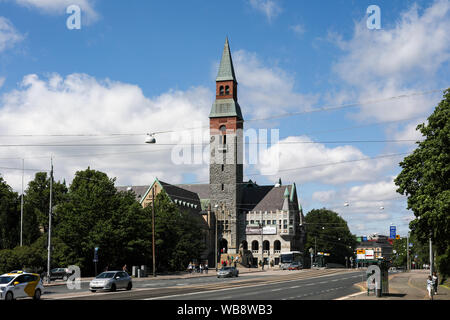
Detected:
left=216, top=38, right=237, bottom=82
left=209, top=99, right=243, bottom=119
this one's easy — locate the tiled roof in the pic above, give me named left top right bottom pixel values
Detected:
left=117, top=181, right=299, bottom=213
left=116, top=185, right=149, bottom=202
left=240, top=184, right=294, bottom=212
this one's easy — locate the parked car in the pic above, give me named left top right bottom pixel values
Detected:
left=288, top=262, right=303, bottom=270
left=42, top=268, right=73, bottom=281
left=0, top=272, right=44, bottom=300
left=217, top=267, right=239, bottom=278
left=89, top=271, right=132, bottom=292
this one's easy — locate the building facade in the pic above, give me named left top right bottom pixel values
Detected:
left=117, top=39, right=306, bottom=267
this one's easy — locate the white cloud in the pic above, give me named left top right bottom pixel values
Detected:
left=332, top=0, right=450, bottom=122
left=0, top=16, right=24, bottom=52
left=248, top=0, right=282, bottom=22
left=233, top=49, right=318, bottom=120
left=13, top=0, right=99, bottom=24
left=256, top=135, right=394, bottom=185
left=290, top=24, right=305, bottom=36
left=0, top=73, right=212, bottom=191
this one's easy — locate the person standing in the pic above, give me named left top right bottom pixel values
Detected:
left=205, top=263, right=208, bottom=274
left=432, top=272, right=438, bottom=295
left=427, top=275, right=434, bottom=300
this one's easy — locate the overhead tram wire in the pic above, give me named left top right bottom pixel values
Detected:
left=0, top=139, right=422, bottom=148
left=0, top=88, right=444, bottom=138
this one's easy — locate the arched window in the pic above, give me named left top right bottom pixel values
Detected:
left=263, top=240, right=270, bottom=251
left=274, top=240, right=281, bottom=251
left=252, top=240, right=259, bottom=252
left=225, top=85, right=230, bottom=95
left=219, top=125, right=226, bottom=145
left=219, top=86, right=224, bottom=95
left=241, top=240, right=248, bottom=250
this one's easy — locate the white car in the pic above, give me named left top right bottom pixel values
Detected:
left=0, top=272, right=44, bottom=300
left=89, top=271, right=132, bottom=292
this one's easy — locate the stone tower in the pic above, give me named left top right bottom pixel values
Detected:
left=209, top=38, right=244, bottom=254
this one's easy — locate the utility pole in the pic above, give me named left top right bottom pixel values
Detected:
left=46, top=157, right=53, bottom=284
left=20, top=158, right=24, bottom=247
left=429, top=236, right=433, bottom=276
left=406, top=232, right=410, bottom=271
left=152, top=186, right=156, bottom=277
left=214, top=204, right=218, bottom=271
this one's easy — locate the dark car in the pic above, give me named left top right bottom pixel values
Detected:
left=217, top=267, right=239, bottom=278
left=43, top=268, right=73, bottom=281
left=288, top=262, right=303, bottom=270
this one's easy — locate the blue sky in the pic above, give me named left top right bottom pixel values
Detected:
left=0, top=0, right=449, bottom=238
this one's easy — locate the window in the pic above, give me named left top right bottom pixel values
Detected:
left=219, top=125, right=226, bottom=145
left=219, top=86, right=224, bottom=95
left=221, top=164, right=224, bottom=171
left=221, top=184, right=224, bottom=191
left=225, top=85, right=230, bottom=95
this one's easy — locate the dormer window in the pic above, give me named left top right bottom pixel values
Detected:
left=225, top=85, right=230, bottom=95
left=219, top=86, right=224, bottom=95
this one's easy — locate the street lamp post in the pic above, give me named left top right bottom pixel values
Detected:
left=152, top=187, right=156, bottom=277
left=214, top=204, right=219, bottom=271
left=46, top=158, right=53, bottom=284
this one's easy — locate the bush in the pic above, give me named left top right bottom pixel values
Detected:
left=0, top=246, right=45, bottom=274
left=436, top=249, right=450, bottom=283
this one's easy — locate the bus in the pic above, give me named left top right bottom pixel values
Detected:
left=280, top=251, right=303, bottom=269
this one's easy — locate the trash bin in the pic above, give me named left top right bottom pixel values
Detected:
left=141, top=265, right=147, bottom=277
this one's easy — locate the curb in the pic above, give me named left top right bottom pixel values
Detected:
left=43, top=268, right=271, bottom=287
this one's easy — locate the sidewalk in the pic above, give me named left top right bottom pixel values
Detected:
left=345, top=270, right=450, bottom=300
left=43, top=267, right=276, bottom=287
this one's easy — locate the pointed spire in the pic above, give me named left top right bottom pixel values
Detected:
left=216, top=37, right=237, bottom=82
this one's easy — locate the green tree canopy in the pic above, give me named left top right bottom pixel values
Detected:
left=22, top=172, right=68, bottom=245
left=0, top=176, right=20, bottom=250
left=395, top=88, right=450, bottom=278
left=304, top=208, right=356, bottom=265
left=55, top=168, right=153, bottom=274
left=144, top=191, right=206, bottom=272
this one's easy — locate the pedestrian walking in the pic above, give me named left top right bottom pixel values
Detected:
left=188, top=262, right=193, bottom=274
left=427, top=275, right=434, bottom=300
left=432, top=272, right=438, bottom=295
left=200, top=264, right=204, bottom=274
left=205, top=263, right=208, bottom=274
left=122, top=264, right=128, bottom=273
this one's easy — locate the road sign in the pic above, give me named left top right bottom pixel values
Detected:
left=390, top=226, right=396, bottom=239
left=93, top=247, right=99, bottom=263
left=365, top=249, right=374, bottom=260
left=396, top=235, right=400, bottom=239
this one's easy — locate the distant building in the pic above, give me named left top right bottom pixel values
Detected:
left=117, top=39, right=306, bottom=267
left=355, top=234, right=393, bottom=262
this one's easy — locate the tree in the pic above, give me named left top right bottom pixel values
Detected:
left=395, top=88, right=450, bottom=280
left=55, top=168, right=153, bottom=274
left=144, top=191, right=205, bottom=272
left=304, top=208, right=356, bottom=265
left=24, top=172, right=68, bottom=236
left=0, top=176, right=20, bottom=249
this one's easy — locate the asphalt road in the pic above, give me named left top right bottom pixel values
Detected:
left=43, top=269, right=365, bottom=300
